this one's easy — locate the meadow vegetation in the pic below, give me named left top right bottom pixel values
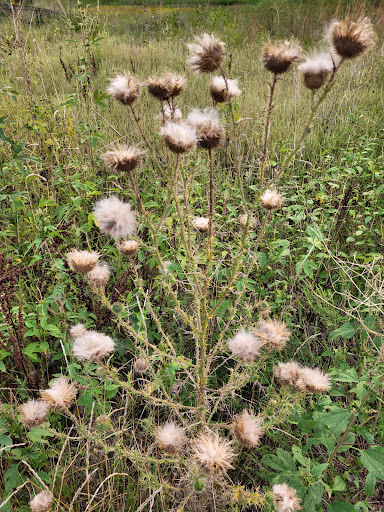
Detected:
left=0, top=0, right=384, bottom=511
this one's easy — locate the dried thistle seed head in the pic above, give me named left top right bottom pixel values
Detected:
left=157, top=105, right=182, bottom=123
left=260, top=189, right=284, bottom=210
left=102, top=146, right=145, bottom=173
left=188, top=33, right=226, bottom=74
left=263, top=40, right=302, bottom=74
left=295, top=367, right=331, bottom=393
left=254, top=319, right=290, bottom=350
left=228, top=329, right=262, bottom=362
left=234, top=410, right=265, bottom=447
left=238, top=214, right=257, bottom=229
left=72, top=330, right=115, bottom=361
left=70, top=324, right=87, bottom=338
left=86, top=263, right=110, bottom=290
left=187, top=108, right=225, bottom=150
left=155, top=422, right=186, bottom=453
left=327, top=17, right=377, bottom=60
left=117, top=239, right=140, bottom=257
left=41, top=378, right=77, bottom=411
left=107, top=73, right=140, bottom=105
left=19, top=400, right=49, bottom=429
left=29, top=491, right=53, bottom=512
left=210, top=76, right=241, bottom=103
left=193, top=216, right=210, bottom=232
left=93, top=196, right=137, bottom=239
left=147, top=73, right=187, bottom=100
left=193, top=432, right=235, bottom=474
left=160, top=121, right=197, bottom=154
left=274, top=361, right=302, bottom=386
left=298, top=52, right=334, bottom=90
left=273, top=483, right=301, bottom=512
left=134, top=357, right=149, bottom=374
left=66, top=249, right=100, bottom=274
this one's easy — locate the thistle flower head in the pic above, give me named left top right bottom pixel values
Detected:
left=298, top=52, right=334, bottom=90
left=147, top=73, right=186, bottom=100
left=102, top=146, right=145, bottom=173
left=19, top=400, right=48, bottom=429
left=263, top=40, right=302, bottom=74
left=274, top=361, right=302, bottom=386
left=188, top=33, right=226, bottom=74
left=234, top=410, right=265, bottom=447
left=238, top=214, right=257, bottom=229
left=160, top=121, right=197, bottom=154
left=29, top=491, right=53, bottom=512
left=193, top=216, right=210, bottom=232
left=86, top=263, right=110, bottom=290
left=273, top=483, right=301, bottom=512
left=254, top=319, right=290, bottom=350
left=72, top=330, right=115, bottom=361
left=210, top=76, right=241, bottom=103
left=134, top=357, right=149, bottom=374
left=66, top=249, right=100, bottom=274
left=187, top=108, right=225, bottom=150
left=260, top=189, right=284, bottom=210
left=295, top=367, right=331, bottom=393
left=327, top=17, right=377, bottom=60
left=107, top=73, right=140, bottom=105
left=117, top=239, right=140, bottom=257
left=41, top=378, right=77, bottom=411
left=193, top=432, right=235, bottom=474
left=228, top=329, right=262, bottom=363
left=70, top=324, right=87, bottom=338
left=93, top=196, right=137, bottom=239
left=155, top=422, right=186, bottom=453
left=157, top=105, right=182, bottom=123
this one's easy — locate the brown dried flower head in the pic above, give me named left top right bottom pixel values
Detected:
left=107, top=73, right=140, bottom=105
left=147, top=73, right=186, bottom=101
left=234, top=410, right=265, bottom=447
left=188, top=33, right=226, bottom=73
left=273, top=483, right=301, bottom=512
left=72, top=330, right=115, bottom=361
left=327, top=17, right=377, bottom=60
left=193, top=432, right=235, bottom=474
left=66, top=249, right=100, bottom=274
left=228, top=329, right=262, bottom=363
left=93, top=196, right=138, bottom=239
left=210, top=76, right=241, bottom=103
left=193, top=216, right=210, bottom=232
left=86, top=263, right=110, bottom=290
left=160, top=121, right=197, bottom=154
left=20, top=400, right=49, bottom=429
left=41, top=378, right=77, bottom=411
left=29, top=491, right=53, bottom=512
left=187, top=108, right=225, bottom=150
left=155, top=422, right=186, bottom=453
left=117, top=239, right=140, bottom=257
left=260, top=189, right=285, bottom=210
left=263, top=40, right=302, bottom=74
left=102, top=146, right=145, bottom=173
left=238, top=214, right=257, bottom=229
left=134, top=357, right=149, bottom=374
left=254, top=319, right=290, bottom=350
left=298, top=52, right=334, bottom=90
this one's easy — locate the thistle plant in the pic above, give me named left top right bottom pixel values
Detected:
left=15, top=17, right=378, bottom=512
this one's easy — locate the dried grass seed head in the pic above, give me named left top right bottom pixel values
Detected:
left=295, top=367, right=331, bottom=392
left=298, top=52, right=334, bottom=90
left=147, top=73, right=186, bottom=100
left=66, top=249, right=100, bottom=274
left=102, top=146, right=145, bottom=173
left=228, top=329, right=262, bottom=363
left=134, top=357, right=149, bottom=374
left=70, top=324, right=87, bottom=338
left=210, top=76, right=241, bottom=103
left=72, top=330, right=115, bottom=361
left=155, top=422, right=186, bottom=453
left=234, top=410, right=265, bottom=447
left=275, top=361, right=302, bottom=386
left=86, top=263, right=110, bottom=290
left=29, top=491, right=53, bottom=512
left=41, top=378, right=77, bottom=411
left=20, top=400, right=49, bottom=428
left=187, top=108, right=225, bottom=150
left=117, top=239, right=140, bottom=257
left=93, top=196, right=137, bottom=239
left=254, top=319, right=290, bottom=350
left=160, top=121, right=197, bottom=154
left=193, top=216, right=210, bottom=232
left=327, top=17, right=377, bottom=60
left=273, top=483, right=301, bottom=512
left=107, top=73, right=140, bottom=105
left=188, top=33, right=226, bottom=73
left=193, top=432, right=235, bottom=474
left=260, top=189, right=285, bottom=209
left=263, top=40, right=302, bottom=74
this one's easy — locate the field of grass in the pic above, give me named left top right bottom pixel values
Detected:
left=1, top=0, right=384, bottom=511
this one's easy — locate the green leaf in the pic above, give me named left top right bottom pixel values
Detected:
left=304, top=482, right=324, bottom=511
left=364, top=472, right=376, bottom=498
left=332, top=475, right=347, bottom=492
left=316, top=407, right=351, bottom=435
left=360, top=446, right=384, bottom=478
left=327, top=502, right=354, bottom=512
left=329, top=321, right=357, bottom=341
left=28, top=428, right=54, bottom=443
left=328, top=367, right=358, bottom=383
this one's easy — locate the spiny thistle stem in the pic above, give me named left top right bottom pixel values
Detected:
left=261, top=73, right=278, bottom=187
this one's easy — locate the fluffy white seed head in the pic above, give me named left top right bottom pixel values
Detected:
left=188, top=33, right=226, bottom=74
left=263, top=40, right=302, bottom=74
left=70, top=324, right=87, bottom=338
left=275, top=361, right=303, bottom=386
left=66, top=250, right=100, bottom=274
left=228, top=329, right=262, bottom=363
left=210, top=76, right=241, bottom=103
left=295, top=367, right=331, bottom=392
left=254, top=319, right=290, bottom=350
left=193, top=216, right=210, bottom=232
left=29, top=491, right=53, bottom=512
left=326, top=17, right=377, bottom=60
left=155, top=422, right=186, bottom=453
left=187, top=108, right=225, bottom=150
left=238, top=214, right=257, bottom=229
left=72, top=331, right=115, bottom=362
left=260, top=189, right=285, bottom=210
left=86, top=263, right=110, bottom=290
left=157, top=105, right=182, bottom=123
left=102, top=146, right=145, bottom=173
left=298, top=52, right=334, bottom=90
left=234, top=410, right=265, bottom=447
left=160, top=121, right=197, bottom=154
left=273, top=483, right=301, bottom=512
left=134, top=358, right=149, bottom=374
left=93, top=196, right=137, bottom=239
left=193, top=432, right=235, bottom=474
left=117, top=239, right=140, bottom=257
left=147, top=73, right=186, bottom=100
left=19, top=400, right=49, bottom=429
left=107, top=73, right=140, bottom=105
left=40, top=378, right=77, bottom=411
